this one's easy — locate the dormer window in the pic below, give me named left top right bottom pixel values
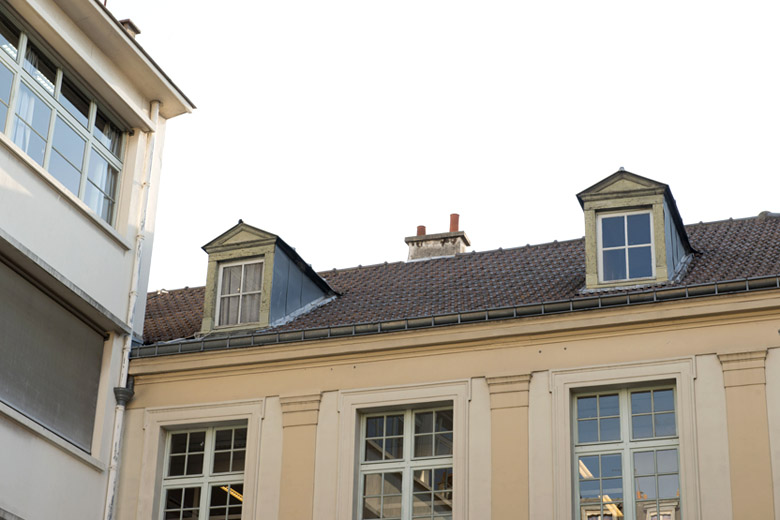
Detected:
left=598, top=211, right=654, bottom=282
left=217, top=260, right=264, bottom=326
left=577, top=170, right=694, bottom=290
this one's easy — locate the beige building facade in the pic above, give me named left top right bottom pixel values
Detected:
left=118, top=172, right=780, bottom=520
left=0, top=1, right=192, bottom=519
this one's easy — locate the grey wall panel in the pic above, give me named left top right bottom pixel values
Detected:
left=0, top=259, right=104, bottom=452
left=270, top=250, right=290, bottom=323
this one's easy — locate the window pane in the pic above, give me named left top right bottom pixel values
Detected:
left=0, top=61, right=12, bottom=105
left=59, top=76, right=90, bottom=127
left=578, top=419, right=598, bottom=443
left=53, top=117, right=85, bottom=167
left=84, top=181, right=115, bottom=223
left=387, top=415, right=404, bottom=436
left=242, top=262, right=263, bottom=292
left=234, top=428, right=247, bottom=449
left=434, top=467, right=453, bottom=490
left=168, top=454, right=185, bottom=476
left=365, top=439, right=383, bottom=461
left=87, top=149, right=118, bottom=195
left=49, top=151, right=81, bottom=194
left=232, top=450, right=245, bottom=472
left=383, top=495, right=402, bottom=518
left=579, top=456, right=599, bottom=479
left=186, top=453, right=203, bottom=475
left=239, top=293, right=260, bottom=323
left=627, top=213, right=651, bottom=245
left=634, top=451, right=655, bottom=475
left=213, top=451, right=230, bottom=473
left=435, top=410, right=453, bottom=432
left=603, top=249, right=626, bottom=281
left=366, top=416, right=383, bottom=438
left=601, top=454, right=622, bottom=478
left=577, top=396, right=597, bottom=419
left=23, top=43, right=55, bottom=95
left=635, top=476, right=657, bottom=500
left=364, top=473, right=382, bottom=495
left=12, top=117, right=46, bottom=164
left=94, top=109, right=122, bottom=156
left=599, top=394, right=619, bottom=416
left=222, top=266, right=242, bottom=295
left=653, top=390, right=675, bottom=412
left=220, top=295, right=239, bottom=325
left=600, top=417, right=620, bottom=441
left=602, top=477, right=623, bottom=500
left=602, top=216, right=625, bottom=248
left=415, top=412, right=433, bottom=434
left=385, top=437, right=403, bottom=459
left=215, top=429, right=233, bottom=450
left=655, top=413, right=676, bottom=437
left=435, top=432, right=453, bottom=456
left=628, top=246, right=653, bottom=278
left=384, top=472, right=403, bottom=494
left=631, top=391, right=652, bottom=414
left=656, top=449, right=678, bottom=473
left=415, top=434, right=433, bottom=458
left=579, top=479, right=600, bottom=500
left=632, top=415, right=653, bottom=439
left=0, top=13, right=19, bottom=59
left=171, top=433, right=188, bottom=454
left=15, top=82, right=50, bottom=136
left=658, top=474, right=679, bottom=498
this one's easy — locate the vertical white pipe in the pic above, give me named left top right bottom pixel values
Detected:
left=102, top=100, right=161, bottom=520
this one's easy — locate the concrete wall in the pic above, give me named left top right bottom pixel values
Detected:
left=117, top=289, right=780, bottom=519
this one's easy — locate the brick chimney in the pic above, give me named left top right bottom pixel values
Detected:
left=405, top=213, right=471, bottom=260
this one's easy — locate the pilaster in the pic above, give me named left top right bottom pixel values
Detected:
left=278, top=393, right=322, bottom=520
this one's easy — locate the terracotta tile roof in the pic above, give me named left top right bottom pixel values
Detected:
left=142, top=214, right=780, bottom=344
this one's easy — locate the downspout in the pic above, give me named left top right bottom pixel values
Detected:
left=102, top=99, right=161, bottom=520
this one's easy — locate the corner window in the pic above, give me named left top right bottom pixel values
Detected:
left=217, top=260, right=264, bottom=326
left=0, top=9, right=125, bottom=225
left=161, top=425, right=246, bottom=520
left=359, top=407, right=453, bottom=520
left=598, top=212, right=654, bottom=282
left=574, top=387, right=680, bottom=520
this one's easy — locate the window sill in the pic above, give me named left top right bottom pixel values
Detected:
left=0, top=132, right=132, bottom=252
left=0, top=400, right=106, bottom=472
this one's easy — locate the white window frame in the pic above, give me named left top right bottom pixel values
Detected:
left=357, top=407, right=454, bottom=520
left=215, top=259, right=264, bottom=327
left=572, top=386, right=681, bottom=520
left=0, top=7, right=126, bottom=225
left=136, top=399, right=264, bottom=520
left=550, top=358, right=700, bottom=520
left=597, top=210, right=655, bottom=283
left=160, top=424, right=247, bottom=519
left=336, top=381, right=470, bottom=520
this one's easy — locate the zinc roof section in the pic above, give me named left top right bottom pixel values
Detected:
left=142, top=214, right=780, bottom=344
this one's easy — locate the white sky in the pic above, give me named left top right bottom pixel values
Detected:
left=109, top=0, right=780, bottom=291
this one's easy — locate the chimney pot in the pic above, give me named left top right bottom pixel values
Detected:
left=118, top=18, right=142, bottom=39
left=449, top=213, right=459, bottom=233
left=417, top=225, right=426, bottom=236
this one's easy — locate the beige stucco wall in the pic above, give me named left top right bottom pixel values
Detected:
left=117, top=290, right=780, bottom=519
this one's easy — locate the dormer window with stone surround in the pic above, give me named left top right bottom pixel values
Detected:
left=578, top=170, right=693, bottom=290
left=200, top=221, right=335, bottom=335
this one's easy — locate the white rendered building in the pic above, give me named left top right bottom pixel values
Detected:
left=0, top=1, right=193, bottom=518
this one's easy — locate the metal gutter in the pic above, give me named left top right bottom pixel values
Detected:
left=131, top=274, right=780, bottom=359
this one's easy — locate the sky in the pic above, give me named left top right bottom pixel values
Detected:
left=108, top=0, right=780, bottom=291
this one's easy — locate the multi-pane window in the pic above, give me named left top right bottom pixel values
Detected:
left=161, top=425, right=247, bottom=520
left=598, top=211, right=654, bottom=282
left=574, top=387, right=680, bottom=520
left=359, top=408, right=454, bottom=520
left=217, top=260, right=264, bottom=326
left=0, top=9, right=125, bottom=224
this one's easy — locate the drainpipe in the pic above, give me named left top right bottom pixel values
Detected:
left=102, top=99, right=161, bottom=520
